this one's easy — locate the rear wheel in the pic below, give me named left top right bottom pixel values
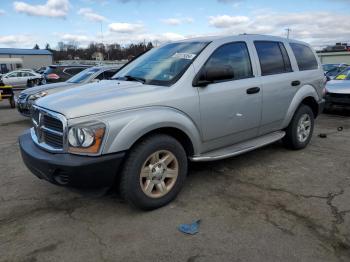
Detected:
left=283, top=104, right=314, bottom=150
left=120, top=134, right=188, bottom=210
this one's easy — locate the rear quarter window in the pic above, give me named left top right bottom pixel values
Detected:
left=254, top=41, right=292, bottom=76
left=290, top=43, right=318, bottom=71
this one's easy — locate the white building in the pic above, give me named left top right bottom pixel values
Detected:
left=317, top=51, right=350, bottom=65
left=0, top=48, right=53, bottom=73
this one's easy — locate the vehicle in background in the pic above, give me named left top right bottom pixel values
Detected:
left=35, top=66, right=47, bottom=74
left=20, top=69, right=37, bottom=73
left=0, top=84, right=15, bottom=108
left=17, top=65, right=121, bottom=117
left=323, top=63, right=349, bottom=80
left=43, top=65, right=91, bottom=83
left=0, top=70, right=44, bottom=89
left=19, top=35, right=325, bottom=210
left=325, top=67, right=350, bottom=109
left=323, top=64, right=346, bottom=72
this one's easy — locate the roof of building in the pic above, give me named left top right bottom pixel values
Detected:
left=0, top=48, right=52, bottom=56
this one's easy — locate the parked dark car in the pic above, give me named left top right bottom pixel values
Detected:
left=17, top=65, right=121, bottom=117
left=323, top=63, right=349, bottom=80
left=43, top=65, right=91, bottom=83
left=325, top=67, right=350, bottom=109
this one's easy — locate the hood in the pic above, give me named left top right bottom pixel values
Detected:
left=326, top=80, right=350, bottom=94
left=21, top=82, right=72, bottom=96
left=36, top=80, right=166, bottom=119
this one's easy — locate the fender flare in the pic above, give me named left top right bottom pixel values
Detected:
left=102, top=107, right=202, bottom=155
left=281, top=84, right=320, bottom=128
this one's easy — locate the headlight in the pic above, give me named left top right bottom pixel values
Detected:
left=68, top=122, right=106, bottom=154
left=28, top=91, right=47, bottom=101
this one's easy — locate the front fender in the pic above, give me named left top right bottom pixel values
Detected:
left=101, top=106, right=202, bottom=155
left=281, top=84, right=320, bottom=128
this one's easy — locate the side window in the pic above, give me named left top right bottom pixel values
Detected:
left=204, top=42, right=253, bottom=81
left=64, top=68, right=85, bottom=76
left=254, top=41, right=292, bottom=76
left=7, top=72, right=17, bottom=78
left=103, top=69, right=119, bottom=79
left=95, top=71, right=105, bottom=80
left=290, top=43, right=318, bottom=71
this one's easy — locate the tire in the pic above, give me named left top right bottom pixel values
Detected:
left=9, top=97, right=15, bottom=108
left=283, top=104, right=314, bottom=150
left=120, top=134, right=188, bottom=210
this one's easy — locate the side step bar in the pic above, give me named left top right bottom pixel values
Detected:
left=190, top=131, right=286, bottom=162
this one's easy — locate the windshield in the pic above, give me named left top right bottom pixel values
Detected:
left=114, top=41, right=209, bottom=86
left=334, top=68, right=350, bottom=80
left=67, top=68, right=100, bottom=83
left=323, top=64, right=338, bottom=72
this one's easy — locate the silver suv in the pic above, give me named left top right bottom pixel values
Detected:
left=19, top=35, right=325, bottom=210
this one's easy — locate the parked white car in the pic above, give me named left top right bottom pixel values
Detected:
left=0, top=70, right=43, bottom=88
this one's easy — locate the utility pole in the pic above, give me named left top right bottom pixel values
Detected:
left=100, top=21, right=103, bottom=44
left=285, top=28, right=291, bottom=39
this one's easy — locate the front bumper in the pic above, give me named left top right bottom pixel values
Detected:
left=325, top=93, right=350, bottom=106
left=19, top=131, right=125, bottom=188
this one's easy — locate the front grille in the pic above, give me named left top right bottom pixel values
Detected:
left=43, top=131, right=63, bottom=148
left=31, top=107, right=65, bottom=152
left=43, top=115, right=63, bottom=132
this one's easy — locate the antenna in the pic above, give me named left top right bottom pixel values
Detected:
left=285, top=28, right=291, bottom=39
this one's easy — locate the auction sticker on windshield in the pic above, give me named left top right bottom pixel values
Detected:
left=172, top=53, right=196, bottom=60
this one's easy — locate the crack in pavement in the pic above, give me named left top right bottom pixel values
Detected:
left=68, top=209, right=109, bottom=262
left=0, top=119, right=30, bottom=127
left=213, top=169, right=350, bottom=261
left=24, top=240, right=63, bottom=262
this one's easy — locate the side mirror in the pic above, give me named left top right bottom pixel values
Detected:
left=193, top=65, right=234, bottom=87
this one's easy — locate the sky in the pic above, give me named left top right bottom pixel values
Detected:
left=0, top=0, right=350, bottom=50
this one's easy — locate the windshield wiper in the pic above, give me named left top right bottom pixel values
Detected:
left=123, top=75, right=146, bottom=84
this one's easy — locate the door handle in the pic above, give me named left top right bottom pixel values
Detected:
left=291, top=80, right=301, bottom=86
left=246, top=87, right=260, bottom=94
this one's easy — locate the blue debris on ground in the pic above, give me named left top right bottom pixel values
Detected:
left=178, top=220, right=201, bottom=235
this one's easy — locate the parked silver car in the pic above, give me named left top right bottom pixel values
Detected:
left=0, top=70, right=43, bottom=88
left=16, top=65, right=121, bottom=116
left=325, top=67, right=350, bottom=108
left=19, top=35, right=325, bottom=210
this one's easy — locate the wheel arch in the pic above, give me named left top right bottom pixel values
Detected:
left=282, top=84, right=321, bottom=128
left=127, top=127, right=195, bottom=157
left=102, top=107, right=202, bottom=156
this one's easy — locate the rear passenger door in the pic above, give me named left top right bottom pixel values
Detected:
left=253, top=41, right=298, bottom=135
left=198, top=42, right=262, bottom=144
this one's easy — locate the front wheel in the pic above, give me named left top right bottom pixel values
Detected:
left=120, top=134, right=188, bottom=210
left=283, top=104, right=314, bottom=150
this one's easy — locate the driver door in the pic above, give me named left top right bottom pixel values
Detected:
left=197, top=42, right=262, bottom=145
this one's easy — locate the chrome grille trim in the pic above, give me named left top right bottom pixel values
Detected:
left=31, top=105, right=67, bottom=153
